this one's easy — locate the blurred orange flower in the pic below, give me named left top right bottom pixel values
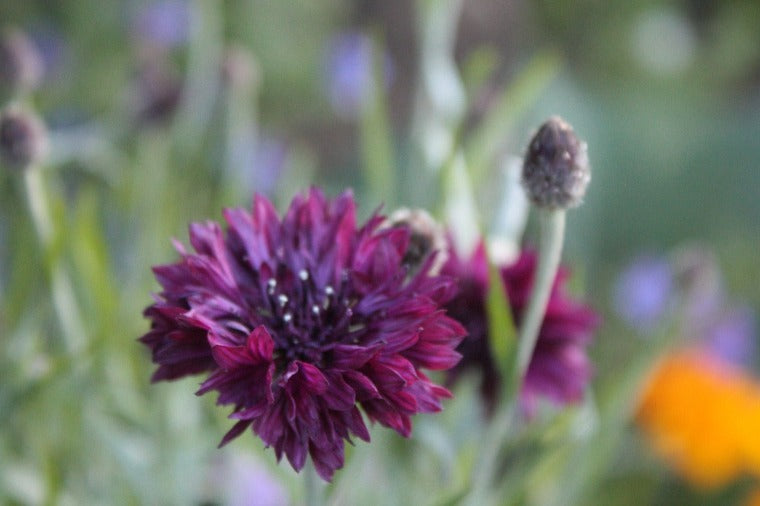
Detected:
left=636, top=350, right=760, bottom=489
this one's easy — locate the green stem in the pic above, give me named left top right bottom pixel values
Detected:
left=513, top=208, right=566, bottom=385
left=23, top=168, right=86, bottom=353
left=465, top=208, right=566, bottom=505
left=465, top=404, right=516, bottom=506
left=304, top=462, right=323, bottom=506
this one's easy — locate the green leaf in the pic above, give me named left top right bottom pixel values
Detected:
left=485, top=256, right=517, bottom=394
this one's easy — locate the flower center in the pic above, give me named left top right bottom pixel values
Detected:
left=259, top=267, right=358, bottom=369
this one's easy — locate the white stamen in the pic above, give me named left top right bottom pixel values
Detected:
left=324, top=285, right=334, bottom=296
left=283, top=313, right=292, bottom=323
left=298, top=269, right=309, bottom=281
left=312, top=305, right=320, bottom=315
left=278, top=294, right=288, bottom=306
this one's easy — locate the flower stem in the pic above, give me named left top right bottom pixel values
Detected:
left=465, top=403, right=516, bottom=506
left=304, top=462, right=323, bottom=506
left=465, top=208, right=566, bottom=505
left=23, top=168, right=86, bottom=353
left=513, top=208, right=566, bottom=384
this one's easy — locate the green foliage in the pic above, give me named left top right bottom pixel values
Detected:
left=1, top=1, right=759, bottom=504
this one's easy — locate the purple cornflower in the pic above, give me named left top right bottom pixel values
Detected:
left=140, top=188, right=465, bottom=480
left=443, top=241, right=599, bottom=415
left=613, top=255, right=673, bottom=332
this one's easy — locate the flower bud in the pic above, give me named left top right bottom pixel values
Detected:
left=221, top=44, right=261, bottom=93
left=0, top=27, right=44, bottom=98
left=132, top=56, right=182, bottom=126
left=384, top=208, right=448, bottom=275
left=0, top=105, right=48, bottom=171
left=522, top=116, right=590, bottom=210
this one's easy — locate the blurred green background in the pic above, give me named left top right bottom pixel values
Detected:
left=1, top=0, right=759, bottom=504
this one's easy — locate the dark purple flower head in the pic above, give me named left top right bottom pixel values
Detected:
left=140, top=188, right=465, bottom=481
left=442, top=241, right=599, bottom=415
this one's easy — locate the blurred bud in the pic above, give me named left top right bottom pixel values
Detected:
left=522, top=116, right=590, bottom=210
left=0, top=105, right=48, bottom=171
left=672, top=245, right=723, bottom=324
left=132, top=56, right=182, bottom=126
left=221, top=44, right=261, bottom=93
left=0, top=27, right=44, bottom=98
left=385, top=208, right=448, bottom=275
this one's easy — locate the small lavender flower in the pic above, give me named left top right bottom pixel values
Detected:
left=706, top=306, right=757, bottom=369
left=324, top=32, right=393, bottom=119
left=132, top=0, right=190, bottom=50
left=250, top=136, right=287, bottom=197
left=207, top=453, right=288, bottom=506
left=613, top=255, right=673, bottom=332
left=443, top=241, right=599, bottom=414
left=325, top=32, right=373, bottom=118
left=140, top=188, right=465, bottom=481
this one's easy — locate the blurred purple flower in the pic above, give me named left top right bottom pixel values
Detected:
left=29, top=25, right=69, bottom=82
left=140, top=188, right=465, bottom=480
left=132, top=0, right=190, bottom=49
left=251, top=136, right=287, bottom=197
left=208, top=453, right=288, bottom=506
left=613, top=255, right=673, bottom=332
left=131, top=55, right=182, bottom=125
left=324, top=32, right=392, bottom=118
left=443, top=241, right=599, bottom=415
left=226, top=134, right=286, bottom=197
left=705, top=306, right=757, bottom=369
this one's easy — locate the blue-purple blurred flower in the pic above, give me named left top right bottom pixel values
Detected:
left=208, top=453, right=288, bottom=506
left=324, top=32, right=392, bottom=119
left=613, top=255, right=673, bottom=332
left=705, top=306, right=757, bottom=369
left=132, top=0, right=190, bottom=50
left=29, top=25, right=69, bottom=83
left=252, top=136, right=287, bottom=197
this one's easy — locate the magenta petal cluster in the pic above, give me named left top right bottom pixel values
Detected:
left=442, top=241, right=598, bottom=415
left=140, top=188, right=465, bottom=480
